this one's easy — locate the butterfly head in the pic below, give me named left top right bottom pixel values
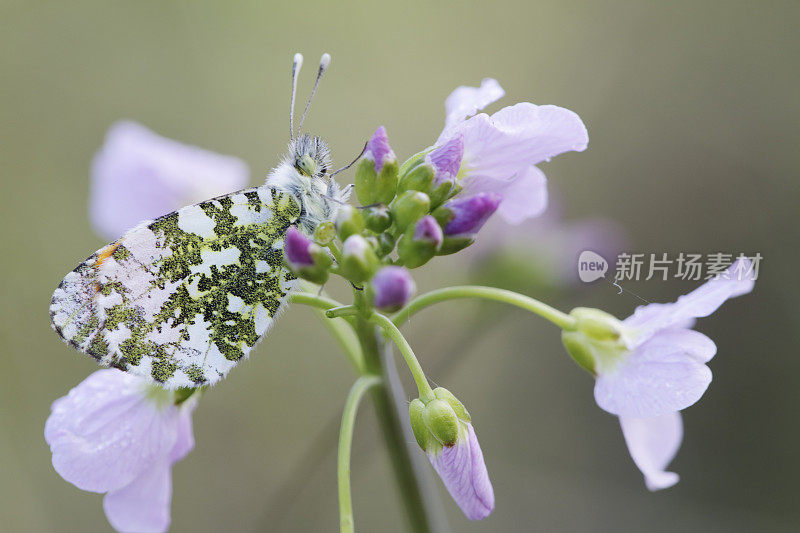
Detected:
left=292, top=133, right=331, bottom=179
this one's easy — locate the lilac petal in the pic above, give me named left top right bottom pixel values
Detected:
left=413, top=216, right=444, bottom=245
left=619, top=412, right=682, bottom=491
left=440, top=78, right=505, bottom=137
left=457, top=103, right=587, bottom=182
left=427, top=134, right=464, bottom=184
left=594, top=333, right=713, bottom=417
left=443, top=193, right=502, bottom=236
left=466, top=166, right=548, bottom=225
left=284, top=226, right=314, bottom=267
left=103, top=457, right=173, bottom=533
left=624, top=258, right=756, bottom=343
left=642, top=328, right=717, bottom=363
left=169, top=404, right=196, bottom=463
left=372, top=266, right=416, bottom=310
left=428, top=424, right=494, bottom=520
left=44, top=369, right=180, bottom=493
left=365, top=126, right=395, bottom=173
left=90, top=121, right=249, bottom=241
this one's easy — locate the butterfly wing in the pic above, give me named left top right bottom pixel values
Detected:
left=50, top=186, right=302, bottom=388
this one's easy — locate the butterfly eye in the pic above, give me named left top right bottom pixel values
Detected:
left=296, top=154, right=316, bottom=176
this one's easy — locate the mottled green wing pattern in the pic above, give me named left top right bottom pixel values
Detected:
left=50, top=186, right=301, bottom=388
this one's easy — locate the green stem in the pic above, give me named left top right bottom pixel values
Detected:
left=354, top=317, right=438, bottom=533
left=369, top=312, right=435, bottom=402
left=312, top=308, right=365, bottom=373
left=338, top=375, right=381, bottom=533
left=392, top=285, right=576, bottom=330
left=289, top=291, right=345, bottom=312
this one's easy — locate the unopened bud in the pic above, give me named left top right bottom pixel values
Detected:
left=335, top=204, right=365, bottom=241
left=372, top=266, right=415, bottom=311
left=364, top=205, right=392, bottom=233
left=340, top=234, right=379, bottom=283
left=397, top=215, right=443, bottom=268
left=313, top=221, right=336, bottom=245
left=284, top=226, right=332, bottom=284
left=397, top=162, right=435, bottom=195
left=433, top=193, right=501, bottom=255
left=355, top=126, right=398, bottom=205
left=426, top=134, right=463, bottom=207
left=390, top=191, right=431, bottom=231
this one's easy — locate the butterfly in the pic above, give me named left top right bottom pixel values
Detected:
left=50, top=53, right=353, bottom=388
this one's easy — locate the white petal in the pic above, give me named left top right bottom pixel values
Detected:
left=619, top=412, right=682, bottom=491
left=594, top=337, right=712, bottom=418
left=624, top=258, right=755, bottom=343
left=441, top=78, right=505, bottom=135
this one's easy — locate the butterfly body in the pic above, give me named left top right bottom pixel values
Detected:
left=50, top=134, right=348, bottom=388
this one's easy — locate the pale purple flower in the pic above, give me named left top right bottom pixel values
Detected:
left=428, top=423, right=494, bottom=521
left=441, top=193, right=501, bottom=237
left=433, top=78, right=588, bottom=225
left=372, top=266, right=416, bottom=310
left=284, top=226, right=315, bottom=268
left=594, top=258, right=756, bottom=418
left=45, top=369, right=196, bottom=533
left=619, top=412, right=682, bottom=491
left=364, top=125, right=396, bottom=173
left=90, top=121, right=249, bottom=241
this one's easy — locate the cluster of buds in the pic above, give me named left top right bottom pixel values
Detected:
left=284, top=126, right=501, bottom=309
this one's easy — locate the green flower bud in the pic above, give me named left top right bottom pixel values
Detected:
left=313, top=221, right=336, bottom=245
left=376, top=233, right=396, bottom=257
left=364, top=205, right=392, bottom=233
left=397, top=163, right=435, bottom=195
left=340, top=235, right=379, bottom=283
left=397, top=216, right=442, bottom=268
left=335, top=205, right=365, bottom=242
left=422, top=399, right=459, bottom=447
left=354, top=158, right=378, bottom=205
left=390, top=191, right=431, bottom=231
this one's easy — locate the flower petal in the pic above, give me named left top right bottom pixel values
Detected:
left=90, top=121, right=249, bottom=240
left=624, top=258, right=756, bottom=343
left=103, top=457, right=173, bottom=533
left=466, top=166, right=548, bottom=225
left=594, top=336, right=713, bottom=417
left=45, top=370, right=180, bottom=493
left=456, top=103, right=587, bottom=183
left=441, top=78, right=505, bottom=136
left=619, top=412, right=682, bottom=491
left=428, top=424, right=494, bottom=520
left=169, top=404, right=196, bottom=463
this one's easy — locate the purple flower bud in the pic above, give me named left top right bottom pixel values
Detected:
left=413, top=216, right=444, bottom=246
left=364, top=126, right=396, bottom=173
left=427, top=133, right=463, bottom=185
left=428, top=423, right=494, bottom=520
left=284, top=227, right=314, bottom=267
left=372, top=266, right=416, bottom=311
left=443, top=193, right=502, bottom=236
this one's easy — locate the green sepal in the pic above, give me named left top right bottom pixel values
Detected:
left=397, top=230, right=438, bottom=268
left=284, top=243, right=332, bottom=285
left=397, top=150, right=428, bottom=178
left=438, top=235, right=475, bottom=255
left=561, top=330, right=597, bottom=375
left=364, top=205, right=392, bottom=233
left=397, top=163, right=434, bottom=195
left=422, top=399, right=459, bottom=447
left=354, top=158, right=378, bottom=205
left=433, top=387, right=470, bottom=423
left=390, top=191, right=430, bottom=231
left=336, top=205, right=366, bottom=242
left=375, top=160, right=399, bottom=204
left=428, top=180, right=454, bottom=210
left=376, top=233, right=396, bottom=257
left=409, top=398, right=430, bottom=451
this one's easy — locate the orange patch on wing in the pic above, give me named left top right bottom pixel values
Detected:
left=95, top=242, right=120, bottom=268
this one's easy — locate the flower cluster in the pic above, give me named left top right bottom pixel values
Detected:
left=45, top=69, right=755, bottom=533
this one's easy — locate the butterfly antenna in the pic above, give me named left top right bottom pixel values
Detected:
left=289, top=53, right=303, bottom=141
left=330, top=141, right=368, bottom=178
left=297, top=53, right=331, bottom=135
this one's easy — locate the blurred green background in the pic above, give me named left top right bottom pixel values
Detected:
left=2, top=1, right=798, bottom=531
